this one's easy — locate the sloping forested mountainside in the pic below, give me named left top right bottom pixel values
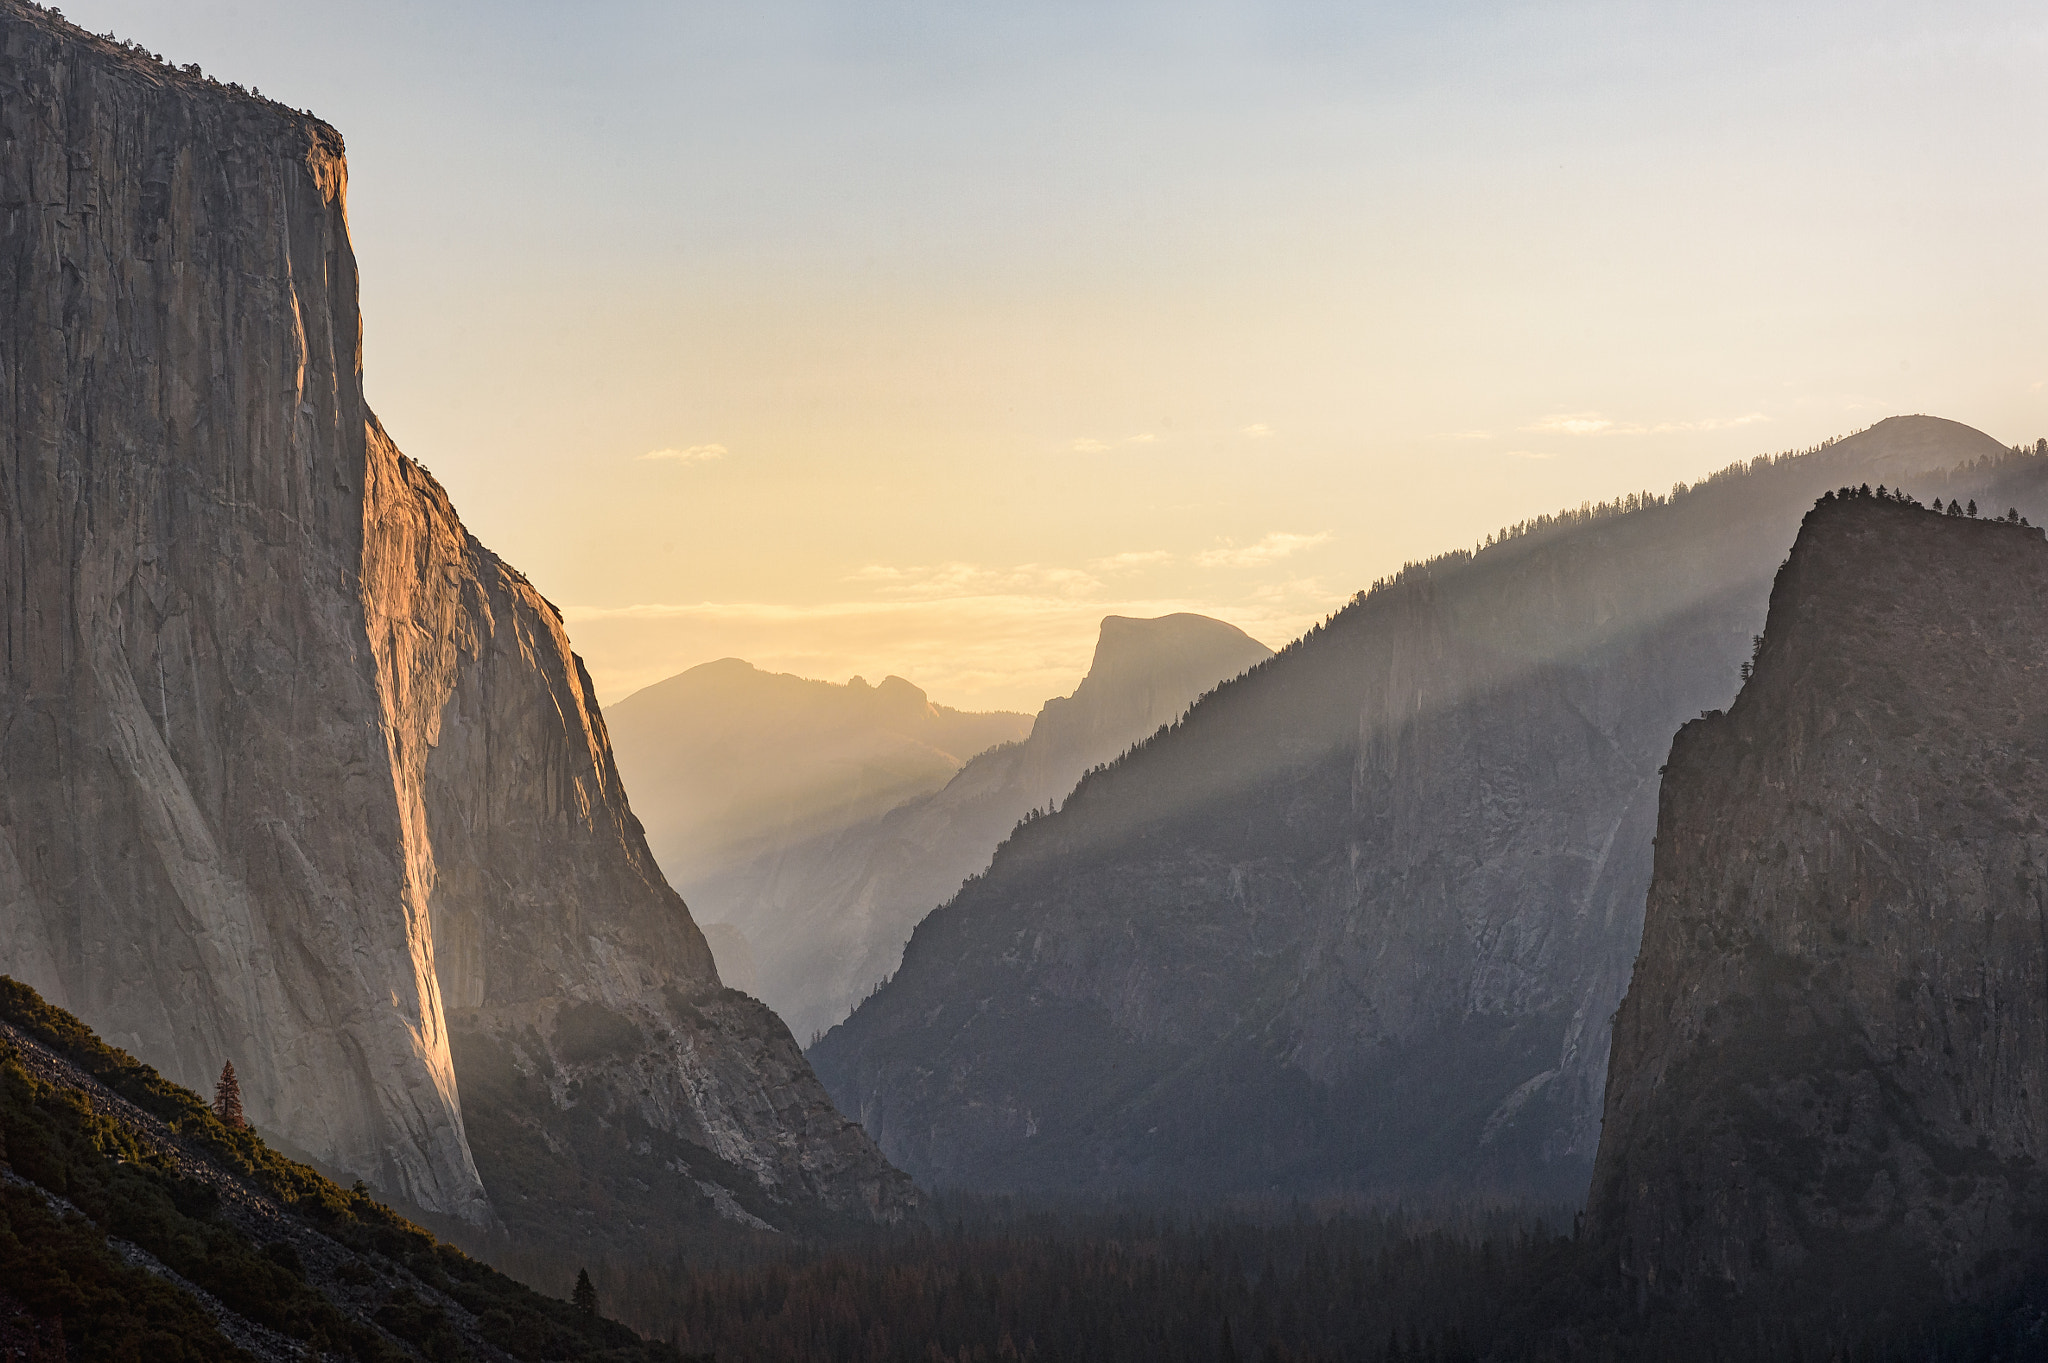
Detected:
left=813, top=416, right=2048, bottom=1203
left=606, top=661, right=1030, bottom=918
left=703, top=614, right=1273, bottom=1041
left=0, top=976, right=690, bottom=1362
left=0, top=0, right=909, bottom=1279
left=1591, top=492, right=2048, bottom=1316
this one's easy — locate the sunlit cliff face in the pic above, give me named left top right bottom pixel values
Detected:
left=65, top=0, right=2048, bottom=709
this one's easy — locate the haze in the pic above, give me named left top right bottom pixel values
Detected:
left=59, top=0, right=2048, bottom=709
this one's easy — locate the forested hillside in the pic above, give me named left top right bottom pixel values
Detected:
left=0, top=976, right=688, bottom=1361
left=815, top=417, right=2048, bottom=1205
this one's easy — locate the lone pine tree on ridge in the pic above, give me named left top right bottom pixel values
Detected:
left=213, top=1060, right=245, bottom=1129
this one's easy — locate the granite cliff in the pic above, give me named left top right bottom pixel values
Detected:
left=1590, top=490, right=2048, bottom=1314
left=0, top=0, right=908, bottom=1264
left=813, top=419, right=2048, bottom=1201
left=688, top=614, right=1272, bottom=1042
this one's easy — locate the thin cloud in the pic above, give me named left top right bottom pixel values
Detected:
left=1506, top=450, right=1556, bottom=460
left=1241, top=424, right=1274, bottom=439
left=1674, top=412, right=1771, bottom=432
left=1524, top=412, right=1770, bottom=436
left=1070, top=433, right=1157, bottom=453
left=1528, top=413, right=1621, bottom=435
left=1250, top=576, right=1327, bottom=602
left=1089, top=550, right=1175, bottom=572
left=1196, top=531, right=1332, bottom=568
left=846, top=560, right=1102, bottom=599
left=1435, top=429, right=1494, bottom=440
left=641, top=444, right=728, bottom=463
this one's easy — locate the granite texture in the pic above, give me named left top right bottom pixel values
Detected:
left=0, top=0, right=909, bottom=1230
left=1591, top=493, right=2048, bottom=1305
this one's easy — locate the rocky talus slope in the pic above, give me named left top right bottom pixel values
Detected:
left=1590, top=491, right=2048, bottom=1311
left=699, top=613, right=1272, bottom=1042
left=813, top=418, right=2048, bottom=1201
left=0, top=0, right=909, bottom=1264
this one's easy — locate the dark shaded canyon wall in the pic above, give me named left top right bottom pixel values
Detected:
left=0, top=1, right=910, bottom=1233
left=1591, top=494, right=2048, bottom=1308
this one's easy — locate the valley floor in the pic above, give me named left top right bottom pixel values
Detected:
left=589, top=1195, right=2048, bottom=1363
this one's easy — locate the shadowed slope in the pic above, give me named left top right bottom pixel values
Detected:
left=688, top=615, right=1273, bottom=1041
left=814, top=417, right=2041, bottom=1203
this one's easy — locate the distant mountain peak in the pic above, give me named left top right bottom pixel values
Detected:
left=812, top=418, right=2048, bottom=1203
left=634, top=613, right=1272, bottom=1044
left=1079, top=613, right=1267, bottom=689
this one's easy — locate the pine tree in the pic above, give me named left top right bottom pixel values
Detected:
left=1968, top=500, right=1978, bottom=517
left=213, top=1061, right=245, bottom=1129
left=573, top=1267, right=598, bottom=1319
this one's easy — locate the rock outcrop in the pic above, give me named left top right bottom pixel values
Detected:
left=687, top=614, right=1272, bottom=1041
left=0, top=0, right=909, bottom=1251
left=812, top=419, right=2048, bottom=1201
left=1590, top=491, right=2048, bottom=1309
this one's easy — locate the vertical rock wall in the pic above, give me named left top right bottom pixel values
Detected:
left=0, top=0, right=910, bottom=1232
left=0, top=6, right=485, bottom=1218
left=1590, top=494, right=2048, bottom=1306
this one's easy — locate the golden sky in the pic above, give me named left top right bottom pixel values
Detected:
left=67, top=0, right=2048, bottom=711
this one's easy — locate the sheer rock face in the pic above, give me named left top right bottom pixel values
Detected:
left=1590, top=496, right=2048, bottom=1305
left=684, top=613, right=1273, bottom=1043
left=812, top=420, right=2048, bottom=1201
left=0, top=2, right=909, bottom=1228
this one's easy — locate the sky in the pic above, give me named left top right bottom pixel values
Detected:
left=60, top=0, right=2048, bottom=712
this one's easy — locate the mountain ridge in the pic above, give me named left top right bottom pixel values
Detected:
left=0, top=973, right=693, bottom=1361
left=606, top=659, right=1030, bottom=915
left=694, top=612, right=1273, bottom=1041
left=812, top=415, right=2045, bottom=1201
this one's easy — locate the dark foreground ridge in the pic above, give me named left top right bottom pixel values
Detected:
left=0, top=975, right=695, bottom=1361
left=1593, top=487, right=2048, bottom=1318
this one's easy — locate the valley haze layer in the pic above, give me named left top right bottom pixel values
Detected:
left=611, top=614, right=1271, bottom=1041
left=814, top=416, right=2048, bottom=1206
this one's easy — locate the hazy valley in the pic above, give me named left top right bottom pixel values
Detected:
left=6, top=1, right=2048, bottom=1358
left=611, top=615, right=1271, bottom=1040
